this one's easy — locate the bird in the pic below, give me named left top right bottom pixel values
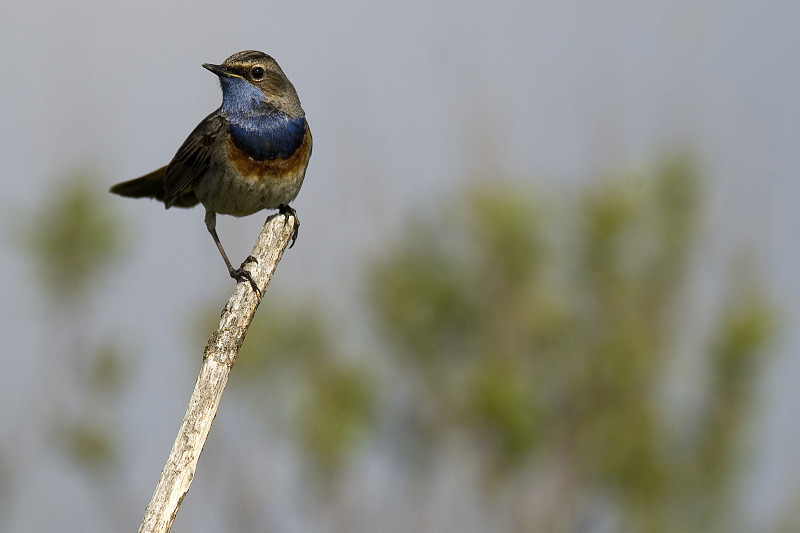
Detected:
left=109, top=50, right=312, bottom=293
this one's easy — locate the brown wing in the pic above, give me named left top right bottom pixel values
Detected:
left=163, top=109, right=227, bottom=208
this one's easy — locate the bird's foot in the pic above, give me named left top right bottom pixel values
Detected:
left=278, top=204, right=300, bottom=248
left=229, top=257, right=260, bottom=296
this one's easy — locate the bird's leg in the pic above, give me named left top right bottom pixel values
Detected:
left=278, top=204, right=300, bottom=248
left=204, top=210, right=260, bottom=295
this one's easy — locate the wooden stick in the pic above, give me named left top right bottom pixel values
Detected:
left=138, top=213, right=297, bottom=533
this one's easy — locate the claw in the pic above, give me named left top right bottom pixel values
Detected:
left=229, top=265, right=260, bottom=296
left=278, top=204, right=300, bottom=248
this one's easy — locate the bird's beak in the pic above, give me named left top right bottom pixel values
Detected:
left=202, top=63, right=240, bottom=78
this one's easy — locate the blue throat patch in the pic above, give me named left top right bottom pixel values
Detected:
left=219, top=76, right=305, bottom=160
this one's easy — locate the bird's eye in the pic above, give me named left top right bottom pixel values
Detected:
left=251, top=66, right=265, bottom=80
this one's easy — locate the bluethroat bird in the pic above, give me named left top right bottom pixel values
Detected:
left=110, top=50, right=312, bottom=292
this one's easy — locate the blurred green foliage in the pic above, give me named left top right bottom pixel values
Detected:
left=20, top=171, right=122, bottom=304
left=237, top=157, right=773, bottom=531
left=368, top=158, right=773, bottom=531
left=230, top=301, right=375, bottom=480
left=15, top=171, right=127, bottom=472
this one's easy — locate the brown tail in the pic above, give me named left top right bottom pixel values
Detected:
left=109, top=166, right=199, bottom=208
